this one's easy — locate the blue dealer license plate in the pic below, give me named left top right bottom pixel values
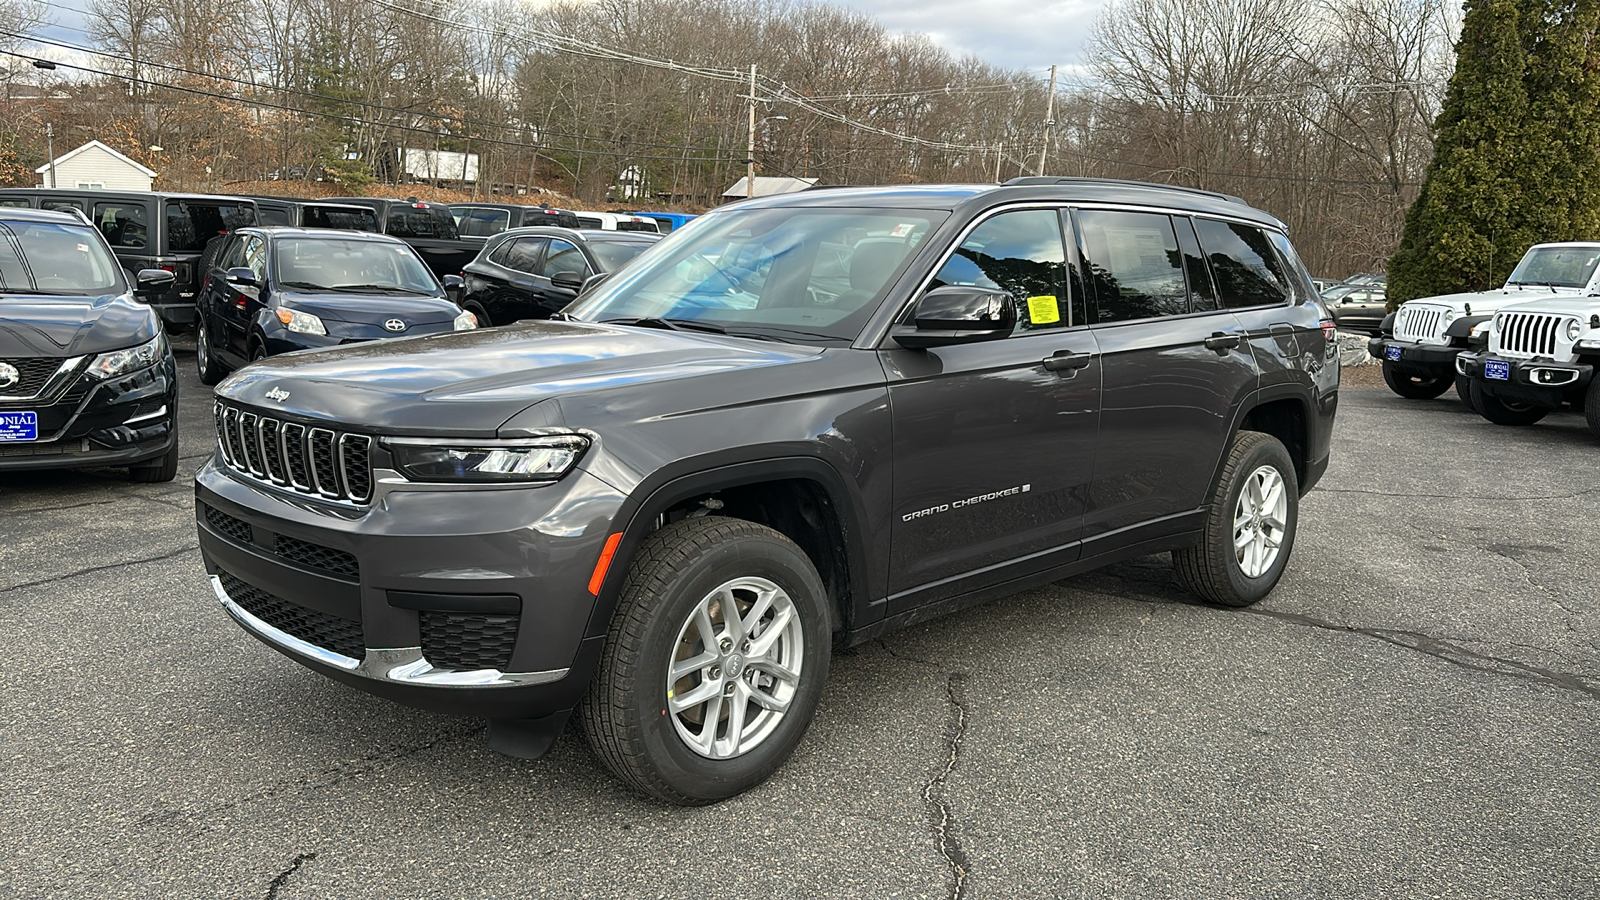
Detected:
left=1485, top=360, right=1511, bottom=381
left=0, top=411, right=38, bottom=442
left=1385, top=345, right=1403, bottom=361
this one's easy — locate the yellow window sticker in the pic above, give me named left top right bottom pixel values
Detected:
left=1027, top=295, right=1060, bottom=325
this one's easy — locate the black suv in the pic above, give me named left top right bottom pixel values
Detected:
left=458, top=226, right=660, bottom=325
left=0, top=189, right=257, bottom=332
left=195, top=179, right=1337, bottom=803
left=321, top=197, right=478, bottom=279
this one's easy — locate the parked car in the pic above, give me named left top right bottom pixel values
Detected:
left=457, top=227, right=660, bottom=326
left=0, top=188, right=258, bottom=332
left=448, top=203, right=582, bottom=238
left=196, top=176, right=1336, bottom=803
left=320, top=197, right=480, bottom=279
left=246, top=196, right=381, bottom=232
left=572, top=210, right=660, bottom=233
left=1323, top=283, right=1388, bottom=333
left=0, top=206, right=178, bottom=481
left=193, top=227, right=474, bottom=384
left=629, top=211, right=696, bottom=233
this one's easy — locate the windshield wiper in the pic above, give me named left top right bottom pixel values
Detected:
left=600, top=316, right=727, bottom=334
left=327, top=283, right=424, bottom=294
left=721, top=324, right=845, bottom=344
left=277, top=280, right=331, bottom=292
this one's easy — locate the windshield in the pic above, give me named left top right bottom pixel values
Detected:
left=588, top=239, right=655, bottom=272
left=566, top=207, right=945, bottom=342
left=272, top=238, right=439, bottom=294
left=1507, top=246, right=1600, bottom=288
left=0, top=222, right=123, bottom=295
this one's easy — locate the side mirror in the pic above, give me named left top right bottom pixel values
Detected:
left=580, top=272, right=610, bottom=295
left=225, top=267, right=259, bottom=288
left=551, top=271, right=586, bottom=292
left=133, top=268, right=175, bottom=298
left=441, top=273, right=465, bottom=290
left=892, top=286, right=1016, bottom=349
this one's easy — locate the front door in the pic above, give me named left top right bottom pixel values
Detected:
left=218, top=235, right=266, bottom=362
left=883, top=207, right=1102, bottom=612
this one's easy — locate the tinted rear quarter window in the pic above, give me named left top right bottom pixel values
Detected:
left=303, top=206, right=379, bottom=231
left=1192, top=218, right=1291, bottom=309
left=94, top=202, right=149, bottom=249
left=386, top=206, right=460, bottom=239
left=258, top=207, right=293, bottom=226
left=1077, top=209, right=1188, bottom=323
left=165, top=201, right=255, bottom=253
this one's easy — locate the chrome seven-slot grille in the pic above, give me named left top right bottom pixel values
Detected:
left=1394, top=305, right=1448, bottom=343
left=1495, top=312, right=1570, bottom=359
left=214, top=402, right=374, bottom=502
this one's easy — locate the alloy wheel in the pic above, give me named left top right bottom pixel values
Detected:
left=1233, top=465, right=1288, bottom=578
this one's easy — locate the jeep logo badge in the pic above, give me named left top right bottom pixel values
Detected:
left=265, top=386, right=290, bottom=402
left=384, top=318, right=407, bottom=333
left=0, top=362, right=17, bottom=391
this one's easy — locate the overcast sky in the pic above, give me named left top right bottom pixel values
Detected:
left=834, top=0, right=1107, bottom=77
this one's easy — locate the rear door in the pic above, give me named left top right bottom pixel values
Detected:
left=1075, top=208, right=1258, bottom=548
left=1190, top=217, right=1309, bottom=399
left=883, top=206, right=1102, bottom=610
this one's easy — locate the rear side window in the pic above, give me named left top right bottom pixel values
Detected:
left=453, top=207, right=510, bottom=237
left=1077, top=209, right=1188, bottom=323
left=95, top=202, right=149, bottom=249
left=575, top=216, right=603, bottom=229
left=1192, top=218, right=1291, bottom=309
left=386, top=205, right=460, bottom=239
left=42, top=200, right=84, bottom=213
left=0, top=199, right=29, bottom=208
left=929, top=208, right=1070, bottom=333
left=165, top=201, right=255, bottom=253
left=502, top=238, right=545, bottom=273
left=257, top=207, right=292, bottom=226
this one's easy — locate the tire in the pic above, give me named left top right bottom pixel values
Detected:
left=1172, top=431, right=1298, bottom=607
left=196, top=316, right=227, bottom=385
left=1382, top=361, right=1452, bottom=399
left=1471, top=381, right=1550, bottom=426
left=580, top=517, right=831, bottom=805
left=249, top=341, right=267, bottom=363
left=466, top=302, right=491, bottom=328
left=1585, top=384, right=1600, bottom=437
left=1454, top=374, right=1476, bottom=412
left=128, top=443, right=178, bottom=483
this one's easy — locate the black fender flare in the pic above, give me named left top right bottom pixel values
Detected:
left=1210, top=383, right=1317, bottom=499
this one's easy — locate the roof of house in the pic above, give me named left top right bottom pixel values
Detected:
left=34, top=140, right=158, bottom=178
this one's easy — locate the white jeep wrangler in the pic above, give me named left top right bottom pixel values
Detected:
left=1369, top=242, right=1600, bottom=409
left=1457, top=293, right=1600, bottom=434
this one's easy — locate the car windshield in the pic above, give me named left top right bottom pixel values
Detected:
left=1507, top=247, right=1600, bottom=288
left=0, top=222, right=123, bottom=296
left=588, top=239, right=656, bottom=272
left=272, top=238, right=438, bottom=294
left=566, top=207, right=945, bottom=343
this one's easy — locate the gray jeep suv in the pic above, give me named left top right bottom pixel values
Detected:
left=195, top=178, right=1338, bottom=804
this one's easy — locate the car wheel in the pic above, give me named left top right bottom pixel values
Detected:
left=581, top=517, right=831, bottom=805
left=128, top=443, right=179, bottom=483
left=1471, top=381, right=1549, bottom=426
left=249, top=342, right=267, bottom=363
left=466, top=303, right=491, bottom=327
left=1585, top=384, right=1600, bottom=437
left=1381, top=361, right=1451, bottom=399
left=1172, top=430, right=1298, bottom=607
left=1455, top=374, right=1476, bottom=412
left=196, top=318, right=227, bottom=385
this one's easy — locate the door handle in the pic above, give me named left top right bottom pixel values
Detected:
left=1203, top=332, right=1241, bottom=352
left=1042, top=351, right=1092, bottom=372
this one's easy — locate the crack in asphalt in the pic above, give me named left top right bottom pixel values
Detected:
left=0, top=544, right=200, bottom=595
left=264, top=852, right=317, bottom=900
left=875, top=637, right=941, bottom=667
left=922, top=673, right=972, bottom=900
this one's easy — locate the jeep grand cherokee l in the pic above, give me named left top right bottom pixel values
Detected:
left=195, top=178, right=1338, bottom=804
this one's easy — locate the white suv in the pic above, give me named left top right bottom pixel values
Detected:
left=1369, top=242, right=1600, bottom=409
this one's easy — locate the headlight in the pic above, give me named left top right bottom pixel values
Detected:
left=389, top=436, right=588, bottom=483
left=86, top=334, right=165, bottom=380
left=1442, top=309, right=1457, bottom=326
left=453, top=310, right=478, bottom=330
left=1566, top=318, right=1583, bottom=341
left=276, top=307, right=327, bottom=335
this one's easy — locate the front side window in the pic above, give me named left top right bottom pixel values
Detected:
left=541, top=239, right=589, bottom=278
left=0, top=222, right=122, bottom=294
left=1192, top=218, right=1290, bottom=309
left=928, top=208, right=1069, bottom=332
left=567, top=207, right=944, bottom=343
left=95, top=202, right=148, bottom=248
left=244, top=236, right=266, bottom=282
left=218, top=234, right=249, bottom=270
left=1078, top=209, right=1188, bottom=323
left=271, top=238, right=437, bottom=295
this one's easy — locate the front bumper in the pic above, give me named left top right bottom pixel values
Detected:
left=195, top=456, right=627, bottom=720
left=0, top=356, right=178, bottom=472
left=1457, top=351, right=1595, bottom=407
left=1367, top=337, right=1461, bottom=374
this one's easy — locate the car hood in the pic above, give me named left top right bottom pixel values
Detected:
left=281, top=292, right=460, bottom=326
left=216, top=319, right=823, bottom=436
left=0, top=292, right=159, bottom=358
left=1406, top=285, right=1587, bottom=313
left=1488, top=295, right=1600, bottom=316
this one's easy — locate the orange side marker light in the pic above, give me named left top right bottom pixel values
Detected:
left=588, top=532, right=625, bottom=595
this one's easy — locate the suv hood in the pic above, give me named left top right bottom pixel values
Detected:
left=282, top=292, right=459, bottom=326
left=216, top=320, right=823, bottom=435
left=1407, top=285, right=1585, bottom=313
left=1491, top=295, right=1600, bottom=316
left=0, top=292, right=159, bottom=358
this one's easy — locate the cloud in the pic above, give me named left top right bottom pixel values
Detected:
left=839, top=0, right=1107, bottom=75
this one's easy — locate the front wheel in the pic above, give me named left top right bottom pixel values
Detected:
left=1585, top=384, right=1600, bottom=437
left=1455, top=374, right=1477, bottom=412
left=1172, top=431, right=1299, bottom=607
left=1472, top=382, right=1550, bottom=426
left=1382, top=361, right=1452, bottom=399
left=128, top=443, right=178, bottom=483
left=581, top=517, right=831, bottom=805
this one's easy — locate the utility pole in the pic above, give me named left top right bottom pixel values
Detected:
left=994, top=142, right=1003, bottom=183
left=1037, top=64, right=1058, bottom=175
left=745, top=64, right=757, bottom=200
left=45, top=122, right=55, bottom=187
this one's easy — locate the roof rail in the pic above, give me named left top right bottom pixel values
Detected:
left=1003, top=176, right=1247, bottom=206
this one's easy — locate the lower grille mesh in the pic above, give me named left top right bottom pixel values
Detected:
left=202, top=503, right=254, bottom=546
left=421, top=612, right=519, bottom=671
left=275, top=535, right=360, bottom=580
left=218, top=569, right=365, bottom=661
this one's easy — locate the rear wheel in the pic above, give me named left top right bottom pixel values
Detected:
left=1472, top=382, right=1550, bottom=426
left=1585, top=384, right=1600, bottom=437
left=581, top=517, right=830, bottom=805
left=465, top=302, right=491, bottom=327
left=1382, top=361, right=1451, bottom=399
left=1173, top=431, right=1298, bottom=607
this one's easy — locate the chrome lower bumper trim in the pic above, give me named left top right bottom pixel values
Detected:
left=212, top=575, right=569, bottom=688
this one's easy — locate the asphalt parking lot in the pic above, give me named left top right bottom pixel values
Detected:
left=3, top=346, right=1597, bottom=900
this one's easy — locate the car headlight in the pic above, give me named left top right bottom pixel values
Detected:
left=1442, top=309, right=1457, bottom=326
left=276, top=307, right=327, bottom=335
left=453, top=310, right=478, bottom=330
left=1566, top=318, right=1583, bottom=341
left=389, top=436, right=588, bottom=483
left=86, top=333, right=165, bottom=380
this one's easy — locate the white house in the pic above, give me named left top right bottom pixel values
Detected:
left=35, top=141, right=158, bottom=192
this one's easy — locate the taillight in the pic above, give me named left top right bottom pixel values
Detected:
left=1321, top=319, right=1336, bottom=343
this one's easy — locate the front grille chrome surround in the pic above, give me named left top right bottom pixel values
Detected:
left=213, top=402, right=373, bottom=504
left=1494, top=312, right=1575, bottom=360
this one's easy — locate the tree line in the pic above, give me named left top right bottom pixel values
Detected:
left=0, top=0, right=1459, bottom=277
